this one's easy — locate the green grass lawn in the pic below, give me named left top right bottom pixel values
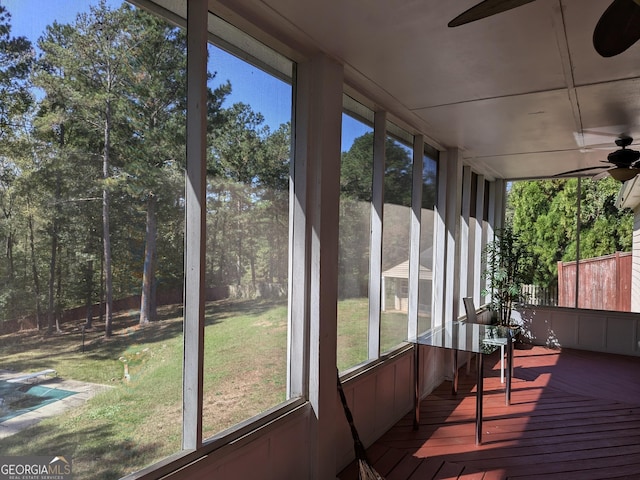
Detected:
left=0, top=297, right=409, bottom=479
left=337, top=298, right=422, bottom=370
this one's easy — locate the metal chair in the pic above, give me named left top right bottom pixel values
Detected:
left=463, top=297, right=507, bottom=382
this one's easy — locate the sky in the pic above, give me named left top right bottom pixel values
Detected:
left=1, top=0, right=292, bottom=131
left=2, top=0, right=367, bottom=152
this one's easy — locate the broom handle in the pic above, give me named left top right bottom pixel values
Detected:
left=337, top=370, right=369, bottom=460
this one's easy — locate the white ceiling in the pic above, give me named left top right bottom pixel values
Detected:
left=211, top=0, right=640, bottom=180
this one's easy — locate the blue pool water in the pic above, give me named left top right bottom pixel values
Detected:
left=0, top=380, right=75, bottom=422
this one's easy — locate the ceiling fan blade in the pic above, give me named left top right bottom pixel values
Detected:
left=593, top=0, right=640, bottom=57
left=553, top=165, right=610, bottom=177
left=604, top=167, right=640, bottom=182
left=448, top=0, right=536, bottom=27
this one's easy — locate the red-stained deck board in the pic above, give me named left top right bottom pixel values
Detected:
left=337, top=346, right=640, bottom=480
left=385, top=453, right=422, bottom=480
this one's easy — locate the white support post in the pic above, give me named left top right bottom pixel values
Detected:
left=288, top=62, right=307, bottom=399
left=473, top=175, right=486, bottom=305
left=182, top=0, right=207, bottom=451
left=296, top=54, right=343, bottom=480
left=431, top=154, right=447, bottom=328
left=487, top=180, right=500, bottom=239
left=495, top=178, right=505, bottom=231
left=485, top=181, right=498, bottom=306
left=408, top=135, right=424, bottom=341
left=368, top=111, right=386, bottom=360
left=443, top=148, right=463, bottom=340
left=460, top=166, right=472, bottom=310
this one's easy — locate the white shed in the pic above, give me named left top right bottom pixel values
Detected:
left=381, top=249, right=433, bottom=313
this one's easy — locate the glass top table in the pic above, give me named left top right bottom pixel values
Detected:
left=410, top=321, right=516, bottom=445
left=410, top=321, right=512, bottom=354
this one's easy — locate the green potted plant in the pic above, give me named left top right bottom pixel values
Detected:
left=482, top=223, right=531, bottom=327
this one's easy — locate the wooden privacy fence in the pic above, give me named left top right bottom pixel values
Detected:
left=1, top=281, right=286, bottom=335
left=521, top=284, right=558, bottom=306
left=558, top=251, right=631, bottom=311
left=0, top=286, right=230, bottom=335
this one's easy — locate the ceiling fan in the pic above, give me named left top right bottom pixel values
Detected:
left=448, top=0, right=640, bottom=57
left=554, top=136, right=640, bottom=182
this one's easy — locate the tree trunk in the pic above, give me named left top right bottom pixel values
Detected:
left=27, top=211, right=43, bottom=329
left=55, top=241, right=62, bottom=332
left=3, top=207, right=16, bottom=320
left=47, top=220, right=58, bottom=334
left=236, top=197, right=242, bottom=284
left=100, top=239, right=104, bottom=324
left=85, top=259, right=94, bottom=329
left=6, top=230, right=14, bottom=297
left=140, top=193, right=157, bottom=325
left=103, top=100, right=114, bottom=338
left=250, top=254, right=256, bottom=289
left=47, top=164, right=63, bottom=334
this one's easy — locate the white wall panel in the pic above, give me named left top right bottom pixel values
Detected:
left=518, top=306, right=640, bottom=356
left=632, top=210, right=640, bottom=312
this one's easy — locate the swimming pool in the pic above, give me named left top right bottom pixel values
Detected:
left=0, top=380, right=76, bottom=423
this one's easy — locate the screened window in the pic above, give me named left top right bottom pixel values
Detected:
left=203, top=36, right=292, bottom=437
left=203, top=38, right=293, bottom=439
left=417, top=152, right=438, bottom=334
left=0, top=1, right=294, bottom=478
left=337, top=100, right=374, bottom=371
left=380, top=123, right=414, bottom=353
left=507, top=177, right=632, bottom=311
left=0, top=1, right=187, bottom=477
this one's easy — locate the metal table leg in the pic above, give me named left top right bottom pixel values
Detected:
left=452, top=349, right=458, bottom=395
left=413, top=343, right=420, bottom=430
left=476, top=352, right=483, bottom=445
left=506, top=330, right=513, bottom=405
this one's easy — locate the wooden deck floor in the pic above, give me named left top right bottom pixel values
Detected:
left=338, top=346, right=640, bottom=480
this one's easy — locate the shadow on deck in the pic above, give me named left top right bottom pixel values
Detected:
left=338, top=346, right=640, bottom=480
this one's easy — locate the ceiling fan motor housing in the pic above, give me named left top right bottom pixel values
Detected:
left=615, top=136, right=633, bottom=148
left=607, top=146, right=640, bottom=167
